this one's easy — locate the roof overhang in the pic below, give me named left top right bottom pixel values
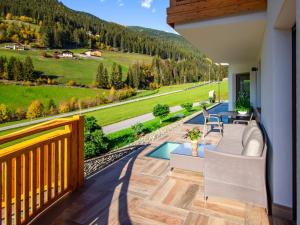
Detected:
left=175, top=12, right=266, bottom=65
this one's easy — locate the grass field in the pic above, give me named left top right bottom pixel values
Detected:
left=0, top=84, right=107, bottom=110
left=0, top=81, right=205, bottom=111
left=86, top=81, right=228, bottom=126
left=0, top=48, right=153, bottom=85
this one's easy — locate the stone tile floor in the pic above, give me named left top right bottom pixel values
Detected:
left=32, top=124, right=289, bottom=225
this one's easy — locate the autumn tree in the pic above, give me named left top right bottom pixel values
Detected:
left=59, top=101, right=70, bottom=113
left=26, top=100, right=44, bottom=119
left=0, top=104, right=10, bottom=123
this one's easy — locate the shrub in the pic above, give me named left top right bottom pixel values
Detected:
left=181, top=103, right=193, bottom=112
left=47, top=99, right=55, bottom=109
left=108, top=87, right=116, bottom=102
left=84, top=117, right=109, bottom=159
left=47, top=99, right=57, bottom=115
left=69, top=97, right=79, bottom=111
left=84, top=97, right=97, bottom=108
left=48, top=106, right=58, bottom=115
left=0, top=104, right=10, bottom=123
left=149, top=82, right=160, bottom=90
left=66, top=80, right=77, bottom=86
left=41, top=52, right=51, bottom=58
left=15, top=107, right=26, bottom=120
left=95, top=93, right=106, bottom=105
left=36, top=78, right=47, bottom=85
left=23, top=81, right=34, bottom=86
left=131, top=123, right=146, bottom=138
left=117, top=87, right=137, bottom=100
left=27, top=100, right=44, bottom=119
left=47, top=78, right=58, bottom=85
left=153, top=104, right=170, bottom=124
left=59, top=101, right=70, bottom=113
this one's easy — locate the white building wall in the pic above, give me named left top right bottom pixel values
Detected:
left=260, top=0, right=293, bottom=208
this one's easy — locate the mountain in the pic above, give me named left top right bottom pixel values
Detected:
left=129, top=26, right=200, bottom=57
left=0, top=0, right=203, bottom=61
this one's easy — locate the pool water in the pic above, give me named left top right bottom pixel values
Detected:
left=186, top=103, right=230, bottom=124
left=146, top=142, right=180, bottom=160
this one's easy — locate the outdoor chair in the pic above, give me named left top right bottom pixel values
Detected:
left=203, top=108, right=223, bottom=136
left=233, top=112, right=254, bottom=125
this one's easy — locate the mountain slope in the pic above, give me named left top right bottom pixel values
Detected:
left=0, top=0, right=203, bottom=61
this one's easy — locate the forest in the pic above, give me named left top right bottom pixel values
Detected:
left=0, top=0, right=203, bottom=61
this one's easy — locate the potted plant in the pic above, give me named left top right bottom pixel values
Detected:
left=186, top=128, right=202, bottom=156
left=235, top=94, right=251, bottom=115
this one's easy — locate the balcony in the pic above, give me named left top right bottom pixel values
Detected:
left=167, top=0, right=267, bottom=27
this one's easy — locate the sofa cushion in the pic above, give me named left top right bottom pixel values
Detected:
left=242, top=129, right=264, bottom=157
left=217, top=138, right=244, bottom=155
left=242, top=121, right=258, bottom=146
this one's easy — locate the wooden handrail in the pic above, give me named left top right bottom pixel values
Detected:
left=0, top=117, right=80, bottom=145
left=0, top=115, right=85, bottom=225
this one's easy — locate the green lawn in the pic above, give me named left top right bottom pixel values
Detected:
left=0, top=81, right=207, bottom=111
left=0, top=49, right=153, bottom=85
left=85, top=81, right=228, bottom=126
left=0, top=84, right=106, bottom=110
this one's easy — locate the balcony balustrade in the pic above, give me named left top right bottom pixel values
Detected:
left=0, top=116, right=84, bottom=225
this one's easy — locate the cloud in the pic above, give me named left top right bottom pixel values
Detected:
left=141, top=0, right=153, bottom=9
left=117, top=0, right=124, bottom=7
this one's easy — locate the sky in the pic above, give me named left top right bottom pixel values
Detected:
left=60, top=0, right=176, bottom=33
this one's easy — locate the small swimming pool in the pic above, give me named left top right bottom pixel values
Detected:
left=186, top=103, right=230, bottom=125
left=146, top=142, right=180, bottom=160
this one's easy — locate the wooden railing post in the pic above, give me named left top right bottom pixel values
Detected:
left=77, top=116, right=85, bottom=187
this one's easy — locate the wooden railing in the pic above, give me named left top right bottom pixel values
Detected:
left=167, top=0, right=267, bottom=27
left=0, top=116, right=84, bottom=225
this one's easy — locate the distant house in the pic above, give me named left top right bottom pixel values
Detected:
left=5, top=43, right=25, bottom=51
left=13, top=43, right=25, bottom=51
left=84, top=49, right=102, bottom=57
left=60, top=50, right=74, bottom=58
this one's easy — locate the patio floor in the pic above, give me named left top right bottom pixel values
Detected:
left=32, top=124, right=279, bottom=225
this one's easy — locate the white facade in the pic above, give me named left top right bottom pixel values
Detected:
left=174, top=0, right=298, bottom=222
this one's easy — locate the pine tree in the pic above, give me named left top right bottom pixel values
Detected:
left=103, top=68, right=109, bottom=88
left=110, top=63, right=123, bottom=89
left=0, top=56, right=6, bottom=79
left=7, top=57, right=16, bottom=80
left=23, top=56, right=34, bottom=80
left=13, top=59, right=23, bottom=81
left=96, top=62, right=109, bottom=89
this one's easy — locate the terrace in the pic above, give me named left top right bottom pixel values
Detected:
left=0, top=106, right=278, bottom=225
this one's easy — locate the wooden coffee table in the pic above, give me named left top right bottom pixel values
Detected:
left=170, top=143, right=215, bottom=173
